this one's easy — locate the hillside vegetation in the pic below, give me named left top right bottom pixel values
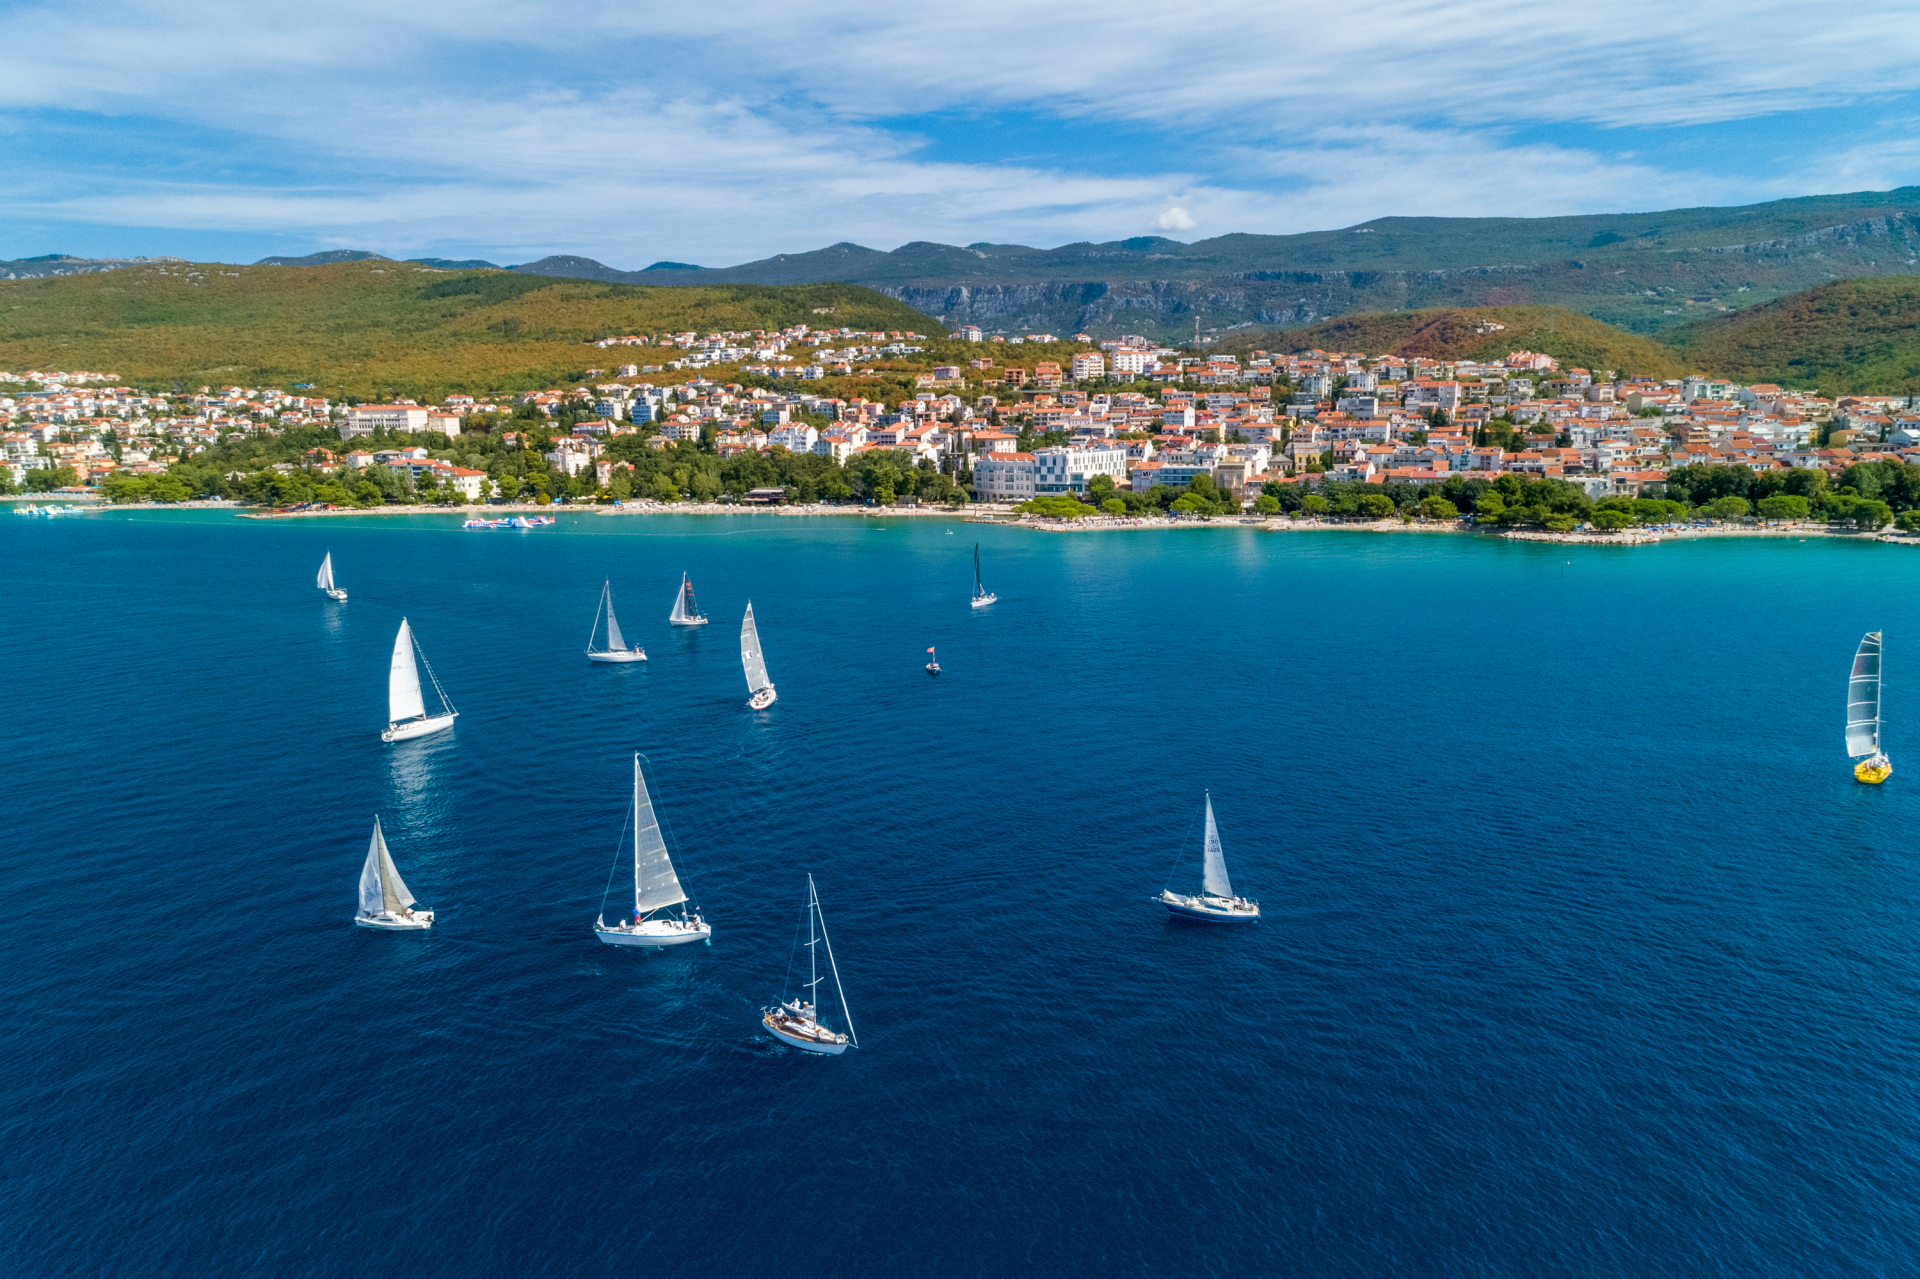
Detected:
left=0, top=262, right=936, bottom=398
left=1225, top=306, right=1694, bottom=378
left=1665, top=276, right=1920, bottom=395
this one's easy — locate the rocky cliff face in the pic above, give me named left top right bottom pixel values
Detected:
left=881, top=233, right=1920, bottom=342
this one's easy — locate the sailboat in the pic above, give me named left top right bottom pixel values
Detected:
left=381, top=618, right=459, bottom=743
left=594, top=753, right=710, bottom=948
left=354, top=816, right=433, bottom=929
left=1849, top=631, right=1892, bottom=783
left=317, top=552, right=347, bottom=601
left=668, top=572, right=709, bottom=626
left=970, top=542, right=996, bottom=609
left=742, top=602, right=777, bottom=709
left=925, top=646, right=940, bottom=675
left=1159, top=792, right=1261, bottom=923
left=761, top=874, right=857, bottom=1055
left=586, top=580, right=647, bottom=663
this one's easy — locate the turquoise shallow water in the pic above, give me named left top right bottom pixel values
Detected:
left=3, top=511, right=1918, bottom=1277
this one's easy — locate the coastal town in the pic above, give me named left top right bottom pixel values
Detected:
left=6, top=323, right=1918, bottom=530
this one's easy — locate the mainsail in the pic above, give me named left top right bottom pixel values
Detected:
left=1200, top=793, right=1233, bottom=899
left=604, top=584, right=627, bottom=651
left=973, top=542, right=983, bottom=596
left=631, top=754, right=687, bottom=913
left=318, top=553, right=335, bottom=592
left=741, top=602, right=771, bottom=693
left=389, top=619, right=427, bottom=722
left=669, top=573, right=702, bottom=624
left=1847, top=631, right=1883, bottom=758
left=358, top=816, right=416, bottom=916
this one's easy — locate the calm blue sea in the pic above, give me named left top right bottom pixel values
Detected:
left=3, top=510, right=1918, bottom=1277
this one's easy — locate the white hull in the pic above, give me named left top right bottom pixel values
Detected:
left=587, top=649, right=647, bottom=663
left=748, top=685, right=777, bottom=709
left=669, top=617, right=709, bottom=627
left=762, top=1012, right=850, bottom=1054
left=324, top=588, right=348, bottom=602
left=1159, top=889, right=1260, bottom=922
left=596, top=917, right=710, bottom=948
left=355, top=909, right=433, bottom=930
left=971, top=593, right=996, bottom=608
left=383, top=712, right=458, bottom=743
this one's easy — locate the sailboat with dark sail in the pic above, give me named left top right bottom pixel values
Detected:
left=1159, top=792, right=1260, bottom=923
left=668, top=572, right=709, bottom=626
left=970, top=542, right=996, bottom=609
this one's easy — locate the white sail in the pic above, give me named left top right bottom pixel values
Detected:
left=1847, top=631, right=1883, bottom=758
left=632, top=754, right=687, bottom=913
left=359, top=816, right=416, bottom=915
left=604, top=585, right=627, bottom=651
left=741, top=602, right=771, bottom=694
left=389, top=619, right=427, bottom=723
left=318, top=553, right=335, bottom=592
left=1200, top=793, right=1233, bottom=898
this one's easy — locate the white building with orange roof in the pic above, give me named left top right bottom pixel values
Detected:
left=974, top=451, right=1037, bottom=502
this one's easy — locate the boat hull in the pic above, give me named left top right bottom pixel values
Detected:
left=971, top=593, right=996, bottom=609
left=1856, top=755, right=1893, bottom=784
left=383, top=712, right=457, bottom=743
left=1161, top=892, right=1261, bottom=924
left=761, top=1013, right=849, bottom=1054
left=748, top=686, right=777, bottom=710
left=669, top=618, right=709, bottom=627
left=324, top=589, right=348, bottom=601
left=587, top=650, right=647, bottom=663
left=926, top=664, right=940, bottom=675
left=355, top=909, right=433, bottom=930
left=595, top=919, right=711, bottom=948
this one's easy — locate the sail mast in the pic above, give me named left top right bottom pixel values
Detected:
left=632, top=753, right=643, bottom=915
left=974, top=542, right=981, bottom=594
left=812, top=875, right=856, bottom=1046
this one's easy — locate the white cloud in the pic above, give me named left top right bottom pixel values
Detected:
left=3, top=0, right=1920, bottom=260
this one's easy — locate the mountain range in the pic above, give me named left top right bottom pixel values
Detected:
left=11, top=188, right=1920, bottom=343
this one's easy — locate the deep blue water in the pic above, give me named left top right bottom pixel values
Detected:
left=4, top=510, right=1918, bottom=1277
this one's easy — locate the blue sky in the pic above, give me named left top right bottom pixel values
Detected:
left=5, top=0, right=1920, bottom=268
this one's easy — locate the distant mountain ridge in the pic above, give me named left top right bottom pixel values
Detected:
left=13, top=186, right=1920, bottom=340
left=487, top=189, right=1920, bottom=341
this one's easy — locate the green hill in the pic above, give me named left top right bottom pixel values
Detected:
left=506, top=188, right=1920, bottom=341
left=1227, top=306, right=1693, bottom=378
left=0, top=262, right=937, bottom=398
left=1665, top=276, right=1920, bottom=395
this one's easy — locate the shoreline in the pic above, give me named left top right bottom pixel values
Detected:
left=36, top=499, right=1920, bottom=548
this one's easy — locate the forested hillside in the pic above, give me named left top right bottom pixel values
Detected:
left=0, top=262, right=936, bottom=399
